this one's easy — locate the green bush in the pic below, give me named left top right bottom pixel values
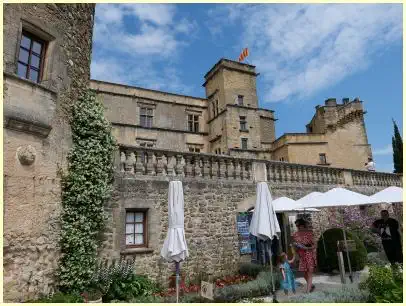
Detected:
left=27, top=292, right=84, bottom=303
left=317, top=228, right=367, bottom=273
left=103, top=274, right=160, bottom=302
left=239, top=263, right=263, bottom=278
left=214, top=271, right=280, bottom=302
left=360, top=264, right=403, bottom=302
left=286, top=286, right=369, bottom=303
left=130, top=295, right=164, bottom=303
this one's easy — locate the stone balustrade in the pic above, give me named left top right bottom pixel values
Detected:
left=118, top=145, right=402, bottom=187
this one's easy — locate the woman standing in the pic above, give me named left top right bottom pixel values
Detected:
left=292, top=218, right=317, bottom=293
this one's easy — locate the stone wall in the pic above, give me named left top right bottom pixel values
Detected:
left=100, top=173, right=398, bottom=288
left=3, top=3, right=95, bottom=302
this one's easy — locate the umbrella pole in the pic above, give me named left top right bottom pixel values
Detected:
left=340, top=210, right=353, bottom=283
left=267, top=241, right=277, bottom=302
left=175, top=261, right=180, bottom=303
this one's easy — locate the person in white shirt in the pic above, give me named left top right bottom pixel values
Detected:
left=365, top=157, right=376, bottom=172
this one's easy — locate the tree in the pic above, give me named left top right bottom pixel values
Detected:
left=392, top=119, right=403, bottom=173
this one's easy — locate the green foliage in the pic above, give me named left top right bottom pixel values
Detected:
left=286, top=286, right=369, bottom=303
left=57, top=90, right=116, bottom=292
left=317, top=228, right=367, bottom=272
left=27, top=292, right=84, bottom=303
left=214, top=271, right=280, bottom=302
left=131, top=295, right=165, bottom=303
left=239, top=262, right=263, bottom=278
left=103, top=271, right=160, bottom=302
left=392, top=119, right=403, bottom=173
left=360, top=264, right=403, bottom=302
left=367, top=252, right=389, bottom=266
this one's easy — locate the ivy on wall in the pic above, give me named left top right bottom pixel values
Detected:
left=57, top=90, right=116, bottom=292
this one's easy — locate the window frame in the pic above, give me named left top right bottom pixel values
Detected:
left=125, top=209, right=148, bottom=249
left=241, top=138, right=248, bottom=150
left=188, top=114, right=200, bottom=132
left=319, top=153, right=327, bottom=165
left=140, top=107, right=154, bottom=128
left=17, top=30, right=46, bottom=83
left=240, top=116, right=247, bottom=131
left=238, top=95, right=244, bottom=106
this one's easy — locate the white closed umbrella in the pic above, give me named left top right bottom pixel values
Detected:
left=249, top=182, right=281, bottom=301
left=161, top=181, right=189, bottom=303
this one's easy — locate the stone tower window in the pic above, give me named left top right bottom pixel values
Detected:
left=238, top=95, right=244, bottom=106
left=125, top=210, right=147, bottom=248
left=17, top=31, right=45, bottom=83
left=140, top=107, right=153, bottom=128
left=319, top=153, right=327, bottom=165
left=240, top=116, right=247, bottom=131
left=241, top=138, right=248, bottom=150
left=188, top=114, right=199, bottom=132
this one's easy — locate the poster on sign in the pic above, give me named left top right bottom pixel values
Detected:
left=237, top=213, right=252, bottom=254
left=200, top=281, right=214, bottom=300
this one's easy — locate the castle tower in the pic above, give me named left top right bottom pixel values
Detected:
left=203, top=59, right=275, bottom=157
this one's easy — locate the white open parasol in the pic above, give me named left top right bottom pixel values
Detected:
left=161, top=181, right=189, bottom=303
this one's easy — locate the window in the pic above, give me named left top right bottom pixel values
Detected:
left=215, top=100, right=219, bottom=115
left=189, top=147, right=200, bottom=153
left=238, top=95, right=244, bottom=106
left=17, top=31, right=45, bottom=83
left=279, top=157, right=285, bottom=162
left=240, top=116, right=247, bottom=131
left=125, top=210, right=147, bottom=248
left=212, top=102, right=216, bottom=118
left=241, top=138, right=248, bottom=150
left=140, top=107, right=153, bottom=128
left=319, top=153, right=327, bottom=164
left=188, top=114, right=199, bottom=132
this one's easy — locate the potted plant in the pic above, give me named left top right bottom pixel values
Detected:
left=81, top=288, right=103, bottom=303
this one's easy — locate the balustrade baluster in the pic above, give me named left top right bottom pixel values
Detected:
left=155, top=152, right=165, bottom=176
left=219, top=158, right=227, bottom=178
left=246, top=162, right=252, bottom=180
left=212, top=158, right=219, bottom=178
left=194, top=156, right=202, bottom=177
left=175, top=154, right=184, bottom=177
left=134, top=151, right=144, bottom=175
left=184, top=155, right=193, bottom=177
left=124, top=151, right=133, bottom=173
left=296, top=166, right=302, bottom=183
left=120, top=152, right=126, bottom=172
left=225, top=159, right=231, bottom=179
left=291, top=166, right=297, bottom=182
left=146, top=152, right=156, bottom=175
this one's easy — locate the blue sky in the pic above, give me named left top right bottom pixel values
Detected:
left=91, top=3, right=403, bottom=172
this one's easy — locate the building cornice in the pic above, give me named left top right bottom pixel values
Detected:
left=90, top=88, right=207, bottom=109
left=90, top=79, right=207, bottom=101
left=111, top=122, right=209, bottom=136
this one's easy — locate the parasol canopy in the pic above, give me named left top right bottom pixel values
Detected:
left=161, top=181, right=189, bottom=262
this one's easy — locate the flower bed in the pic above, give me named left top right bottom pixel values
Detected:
left=157, top=274, right=253, bottom=297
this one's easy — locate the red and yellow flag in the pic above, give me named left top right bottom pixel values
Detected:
left=238, top=48, right=249, bottom=62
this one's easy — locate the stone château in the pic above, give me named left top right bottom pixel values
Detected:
left=3, top=3, right=401, bottom=302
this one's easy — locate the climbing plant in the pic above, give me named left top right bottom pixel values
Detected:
left=57, top=90, right=116, bottom=292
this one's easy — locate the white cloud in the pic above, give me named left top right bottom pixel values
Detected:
left=91, top=4, right=198, bottom=94
left=208, top=4, right=402, bottom=103
left=373, top=144, right=393, bottom=156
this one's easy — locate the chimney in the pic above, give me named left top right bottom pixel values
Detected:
left=342, top=98, right=350, bottom=104
left=325, top=98, right=337, bottom=107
